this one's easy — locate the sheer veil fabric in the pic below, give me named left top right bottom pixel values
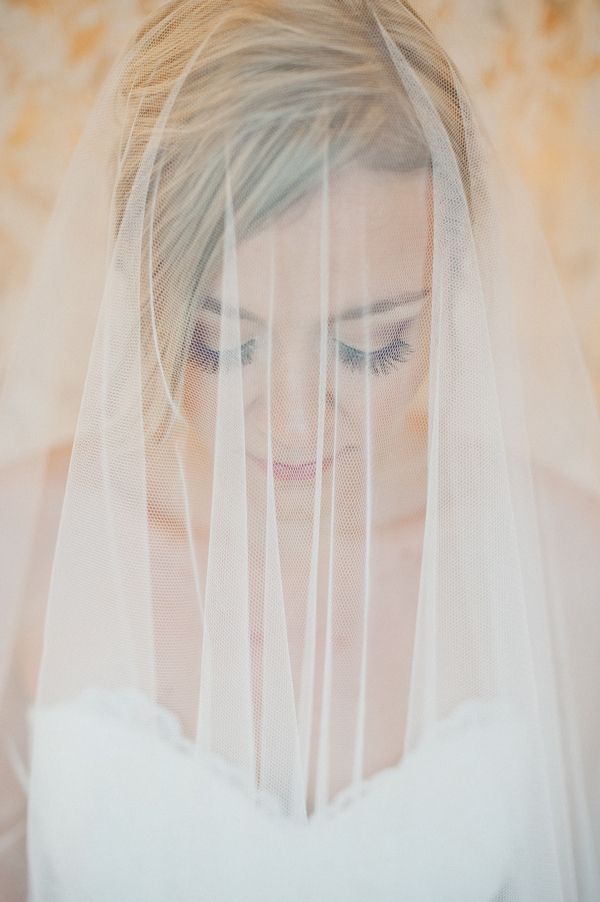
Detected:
left=0, top=1, right=599, bottom=899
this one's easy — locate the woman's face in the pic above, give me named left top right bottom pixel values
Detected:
left=182, top=164, right=432, bottom=528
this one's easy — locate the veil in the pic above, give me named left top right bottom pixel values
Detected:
left=1, top=2, right=599, bottom=899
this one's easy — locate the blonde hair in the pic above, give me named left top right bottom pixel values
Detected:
left=114, top=0, right=470, bottom=437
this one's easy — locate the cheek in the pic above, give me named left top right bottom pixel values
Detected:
left=372, top=306, right=431, bottom=434
left=351, top=374, right=420, bottom=451
left=342, top=334, right=430, bottom=451
left=183, top=364, right=218, bottom=451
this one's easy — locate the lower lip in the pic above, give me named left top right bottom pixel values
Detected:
left=247, top=453, right=335, bottom=481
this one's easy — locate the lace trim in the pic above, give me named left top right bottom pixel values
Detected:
left=33, top=686, right=497, bottom=824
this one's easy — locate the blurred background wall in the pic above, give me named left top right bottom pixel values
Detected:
left=1, top=0, right=599, bottom=398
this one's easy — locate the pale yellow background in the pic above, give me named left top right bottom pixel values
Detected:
left=1, top=0, right=599, bottom=398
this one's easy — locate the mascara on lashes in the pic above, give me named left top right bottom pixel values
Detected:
left=189, top=318, right=414, bottom=376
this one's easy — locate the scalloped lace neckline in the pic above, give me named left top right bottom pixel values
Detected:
left=33, top=686, right=496, bottom=824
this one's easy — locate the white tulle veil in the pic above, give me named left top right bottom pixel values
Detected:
left=1, top=2, right=599, bottom=899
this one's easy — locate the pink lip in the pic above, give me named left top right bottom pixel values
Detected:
left=247, top=453, right=334, bottom=481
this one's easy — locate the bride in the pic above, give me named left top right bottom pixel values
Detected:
left=1, top=1, right=599, bottom=899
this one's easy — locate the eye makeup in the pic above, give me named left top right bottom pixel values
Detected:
left=335, top=335, right=413, bottom=375
left=190, top=336, right=256, bottom=372
left=190, top=326, right=413, bottom=377
left=332, top=316, right=417, bottom=375
left=189, top=314, right=257, bottom=373
left=189, top=298, right=421, bottom=378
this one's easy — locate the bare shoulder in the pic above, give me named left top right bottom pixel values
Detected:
left=1, top=445, right=72, bottom=700
left=532, top=465, right=600, bottom=768
left=532, top=461, right=600, bottom=543
left=0, top=443, right=71, bottom=494
left=532, top=462, right=600, bottom=637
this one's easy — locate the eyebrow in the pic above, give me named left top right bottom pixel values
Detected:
left=200, top=290, right=428, bottom=324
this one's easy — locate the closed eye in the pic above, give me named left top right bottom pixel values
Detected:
left=189, top=329, right=256, bottom=373
left=336, top=337, right=413, bottom=375
left=189, top=317, right=414, bottom=377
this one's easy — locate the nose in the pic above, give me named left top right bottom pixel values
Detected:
left=262, top=344, right=330, bottom=456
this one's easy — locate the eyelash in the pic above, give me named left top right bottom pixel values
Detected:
left=189, top=338, right=256, bottom=373
left=190, top=335, right=412, bottom=376
left=335, top=337, right=412, bottom=375
left=194, top=338, right=412, bottom=376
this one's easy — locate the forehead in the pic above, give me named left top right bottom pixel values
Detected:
left=218, top=164, right=432, bottom=322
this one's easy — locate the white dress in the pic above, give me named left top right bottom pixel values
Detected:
left=27, top=689, right=527, bottom=901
